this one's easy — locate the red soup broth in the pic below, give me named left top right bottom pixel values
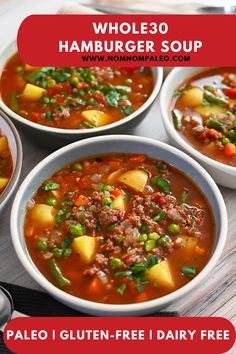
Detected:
left=171, top=68, right=236, bottom=166
left=24, top=154, right=215, bottom=304
left=0, top=53, right=154, bottom=130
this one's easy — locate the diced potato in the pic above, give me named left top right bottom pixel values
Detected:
left=30, top=204, right=56, bottom=227
left=112, top=195, right=126, bottom=211
left=107, top=169, right=122, bottom=184
left=146, top=260, right=175, bottom=289
left=180, top=87, right=203, bottom=107
left=22, top=83, right=46, bottom=100
left=0, top=177, right=9, bottom=189
left=72, top=236, right=97, bottom=264
left=194, top=105, right=226, bottom=116
left=0, top=136, right=8, bottom=153
left=81, top=110, right=112, bottom=127
left=181, top=235, right=198, bottom=249
left=118, top=169, right=148, bottom=192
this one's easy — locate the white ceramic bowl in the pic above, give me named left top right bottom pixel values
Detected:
left=0, top=39, right=163, bottom=148
left=0, top=110, right=22, bottom=212
left=11, top=135, right=227, bottom=316
left=160, top=67, right=236, bottom=189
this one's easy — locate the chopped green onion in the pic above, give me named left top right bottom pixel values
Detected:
left=116, top=283, right=126, bottom=295
left=151, top=177, right=171, bottom=194
left=45, top=197, right=57, bottom=207
left=172, top=109, right=182, bottom=130
left=69, top=224, right=86, bottom=236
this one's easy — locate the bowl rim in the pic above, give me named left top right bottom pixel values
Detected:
left=0, top=109, right=23, bottom=208
left=0, top=39, right=163, bottom=135
left=10, top=135, right=227, bottom=314
left=160, top=66, right=236, bottom=175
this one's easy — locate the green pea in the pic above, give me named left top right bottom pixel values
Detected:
left=125, top=78, right=133, bottom=85
left=148, top=232, right=159, bottom=241
left=70, top=77, right=79, bottom=85
left=53, top=248, right=63, bottom=258
left=78, top=89, right=85, bottom=96
left=47, top=79, right=56, bottom=88
left=88, top=98, right=97, bottom=106
left=102, top=197, right=112, bottom=206
left=157, top=235, right=171, bottom=247
left=222, top=137, right=230, bottom=145
left=138, top=233, right=148, bottom=242
left=72, top=162, right=82, bottom=171
left=167, top=223, right=180, bottom=234
left=63, top=248, right=72, bottom=257
left=36, top=240, right=48, bottom=251
left=42, top=96, right=50, bottom=104
left=145, top=240, right=156, bottom=251
left=70, top=224, right=85, bottom=236
left=45, top=197, right=57, bottom=207
left=110, top=258, right=122, bottom=269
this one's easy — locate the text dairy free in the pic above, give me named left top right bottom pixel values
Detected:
left=59, top=21, right=202, bottom=53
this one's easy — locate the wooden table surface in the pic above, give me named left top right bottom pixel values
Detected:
left=0, top=0, right=235, bottom=334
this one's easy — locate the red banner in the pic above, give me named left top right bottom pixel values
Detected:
left=4, top=317, right=236, bottom=353
left=17, top=14, right=236, bottom=67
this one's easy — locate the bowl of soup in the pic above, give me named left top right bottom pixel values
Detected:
left=11, top=135, right=227, bottom=315
left=0, top=110, right=22, bottom=212
left=160, top=67, right=236, bottom=189
left=0, top=40, right=163, bottom=147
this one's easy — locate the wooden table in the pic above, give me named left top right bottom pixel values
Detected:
left=0, top=0, right=235, bottom=331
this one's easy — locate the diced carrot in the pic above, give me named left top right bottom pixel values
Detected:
left=129, top=155, right=146, bottom=163
left=223, top=87, right=236, bottom=98
left=195, top=246, right=205, bottom=255
left=75, top=195, right=89, bottom=206
left=224, top=143, right=236, bottom=157
left=135, top=292, right=149, bottom=303
left=199, top=131, right=207, bottom=141
left=88, top=277, right=103, bottom=295
left=207, top=129, right=221, bottom=138
left=111, top=188, right=122, bottom=197
left=108, top=160, right=120, bottom=169
left=25, top=225, right=34, bottom=237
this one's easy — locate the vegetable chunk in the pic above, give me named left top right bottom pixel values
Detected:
left=118, top=169, right=148, bottom=192
left=112, top=195, right=126, bottom=210
left=82, top=110, right=112, bottom=127
left=22, top=83, right=46, bottom=100
left=72, top=236, right=97, bottom=264
left=0, top=136, right=8, bottom=153
left=180, top=87, right=203, bottom=107
left=146, top=260, right=175, bottom=288
left=0, top=177, right=9, bottom=189
left=30, top=204, right=56, bottom=227
left=181, top=235, right=198, bottom=249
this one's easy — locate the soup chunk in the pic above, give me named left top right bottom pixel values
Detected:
left=0, top=53, right=153, bottom=130
left=0, top=133, right=13, bottom=196
left=24, top=154, right=215, bottom=304
left=171, top=68, right=236, bottom=166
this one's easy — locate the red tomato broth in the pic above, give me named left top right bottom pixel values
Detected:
left=0, top=53, right=154, bottom=130
left=171, top=68, right=236, bottom=167
left=0, top=133, right=13, bottom=196
left=24, top=154, right=215, bottom=304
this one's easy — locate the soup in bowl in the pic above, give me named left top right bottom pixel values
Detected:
left=160, top=67, right=236, bottom=188
left=11, top=136, right=227, bottom=315
left=0, top=40, right=163, bottom=147
left=0, top=111, right=22, bottom=212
